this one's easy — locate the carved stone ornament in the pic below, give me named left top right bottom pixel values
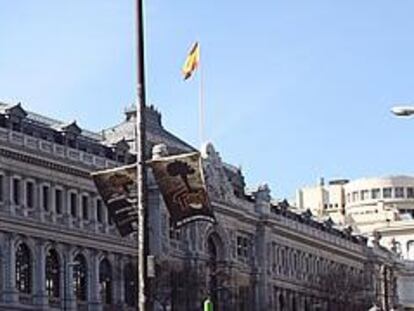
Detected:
left=201, top=143, right=235, bottom=203
left=255, top=183, right=271, bottom=203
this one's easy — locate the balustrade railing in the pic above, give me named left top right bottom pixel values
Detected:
left=0, top=127, right=118, bottom=169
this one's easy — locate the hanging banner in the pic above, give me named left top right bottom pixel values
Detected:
left=91, top=164, right=138, bottom=237
left=148, top=152, right=215, bottom=227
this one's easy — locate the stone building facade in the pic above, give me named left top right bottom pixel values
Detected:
left=0, top=102, right=139, bottom=310
left=0, top=101, right=398, bottom=310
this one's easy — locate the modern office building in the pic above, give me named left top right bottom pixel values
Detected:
left=297, top=176, right=414, bottom=260
left=0, top=101, right=399, bottom=310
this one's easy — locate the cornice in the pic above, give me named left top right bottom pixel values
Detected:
left=0, top=146, right=91, bottom=178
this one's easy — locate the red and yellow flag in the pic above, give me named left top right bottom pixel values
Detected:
left=182, top=42, right=200, bottom=80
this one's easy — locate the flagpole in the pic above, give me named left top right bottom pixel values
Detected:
left=135, top=0, right=148, bottom=310
left=198, top=43, right=205, bottom=146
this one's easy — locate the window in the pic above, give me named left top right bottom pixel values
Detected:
left=12, top=122, right=21, bottom=132
left=383, top=188, right=392, bottom=199
left=12, top=178, right=21, bottom=205
left=55, top=189, right=63, bottom=214
left=68, top=139, right=76, bottom=148
left=236, top=235, right=251, bottom=259
left=42, top=185, right=50, bottom=211
left=407, top=241, right=414, bottom=260
left=70, top=192, right=77, bottom=217
left=360, top=190, right=369, bottom=200
left=395, top=187, right=405, bottom=198
left=0, top=174, right=3, bottom=202
left=124, top=263, right=137, bottom=307
left=97, top=199, right=104, bottom=223
left=16, top=243, right=32, bottom=294
left=394, top=241, right=402, bottom=256
left=54, top=134, right=63, bottom=145
left=99, top=259, right=112, bottom=305
left=81, top=195, right=89, bottom=220
left=73, top=254, right=87, bottom=301
left=371, top=188, right=380, bottom=199
left=278, top=294, right=285, bottom=311
left=26, top=181, right=34, bottom=208
left=0, top=116, right=5, bottom=128
left=407, top=187, right=414, bottom=199
left=352, top=191, right=359, bottom=202
left=46, top=249, right=60, bottom=299
left=346, top=193, right=350, bottom=203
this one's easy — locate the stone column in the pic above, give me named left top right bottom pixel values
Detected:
left=253, top=184, right=272, bottom=311
left=112, top=254, right=123, bottom=308
left=91, top=196, right=99, bottom=233
left=7, top=172, right=17, bottom=216
left=63, top=247, right=77, bottom=311
left=3, top=234, right=18, bottom=303
left=2, top=171, right=11, bottom=214
left=103, top=201, right=110, bottom=234
left=35, top=179, right=43, bottom=222
left=88, top=250, right=101, bottom=311
left=33, top=239, right=48, bottom=308
left=63, top=186, right=72, bottom=227
left=273, top=288, right=279, bottom=311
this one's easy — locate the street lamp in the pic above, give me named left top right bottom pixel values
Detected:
left=390, top=106, right=414, bottom=117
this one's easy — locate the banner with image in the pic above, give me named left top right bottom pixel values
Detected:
left=91, top=164, right=138, bottom=237
left=149, top=152, right=215, bottom=228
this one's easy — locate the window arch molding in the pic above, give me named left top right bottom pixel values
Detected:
left=202, top=226, right=228, bottom=261
left=14, top=240, right=33, bottom=294
left=99, top=257, right=113, bottom=305
left=123, top=261, right=137, bottom=307
left=71, top=251, right=88, bottom=302
left=45, top=247, right=61, bottom=300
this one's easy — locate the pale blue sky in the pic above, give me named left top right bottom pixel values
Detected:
left=1, top=1, right=414, bottom=199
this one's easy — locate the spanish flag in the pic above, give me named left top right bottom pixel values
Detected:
left=182, top=42, right=200, bottom=80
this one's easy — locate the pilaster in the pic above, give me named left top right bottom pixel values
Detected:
left=64, top=246, right=77, bottom=311
left=33, top=239, right=48, bottom=308
left=3, top=234, right=18, bottom=303
left=88, top=250, right=101, bottom=311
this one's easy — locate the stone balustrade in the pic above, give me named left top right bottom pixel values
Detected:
left=0, top=127, right=118, bottom=169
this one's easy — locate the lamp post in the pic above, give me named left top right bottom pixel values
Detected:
left=63, top=261, right=79, bottom=311
left=390, top=106, right=414, bottom=117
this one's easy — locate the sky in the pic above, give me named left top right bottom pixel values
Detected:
left=1, top=1, right=414, bottom=200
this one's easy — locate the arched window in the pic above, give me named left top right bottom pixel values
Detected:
left=73, top=254, right=87, bottom=301
left=15, top=243, right=32, bottom=293
left=292, top=296, right=297, bottom=311
left=279, top=294, right=285, bottom=311
left=124, top=263, right=137, bottom=307
left=99, top=258, right=112, bottom=305
left=45, top=248, right=60, bottom=299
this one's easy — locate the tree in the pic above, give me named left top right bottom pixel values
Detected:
left=150, top=259, right=207, bottom=311
left=318, top=265, right=371, bottom=311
